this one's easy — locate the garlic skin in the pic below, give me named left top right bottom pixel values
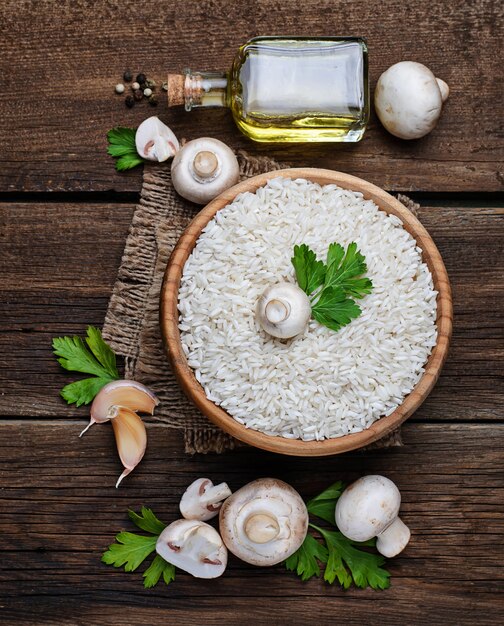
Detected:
left=135, top=116, right=179, bottom=162
left=82, top=380, right=159, bottom=488
left=256, top=282, right=311, bottom=339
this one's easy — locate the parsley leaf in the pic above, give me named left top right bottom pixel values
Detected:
left=115, top=152, right=145, bottom=171
left=108, top=126, right=137, bottom=151
left=291, top=244, right=326, bottom=295
left=60, top=376, right=111, bottom=406
left=306, top=481, right=345, bottom=524
left=102, top=532, right=158, bottom=572
left=85, top=325, right=119, bottom=378
left=324, top=242, right=373, bottom=299
left=311, top=524, right=391, bottom=590
left=52, top=326, right=120, bottom=406
left=143, top=554, right=176, bottom=588
left=291, top=242, right=373, bottom=334
left=102, top=507, right=175, bottom=589
left=311, top=286, right=362, bottom=332
left=285, top=533, right=328, bottom=581
left=107, top=127, right=144, bottom=172
left=128, top=506, right=166, bottom=535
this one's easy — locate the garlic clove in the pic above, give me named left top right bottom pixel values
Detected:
left=111, top=406, right=147, bottom=488
left=135, top=116, right=179, bottom=162
left=89, top=380, right=158, bottom=426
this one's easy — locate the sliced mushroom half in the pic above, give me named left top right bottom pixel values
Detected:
left=156, top=519, right=228, bottom=579
left=180, top=478, right=232, bottom=521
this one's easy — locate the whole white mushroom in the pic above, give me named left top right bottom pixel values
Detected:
left=374, top=61, right=449, bottom=139
left=171, top=137, right=240, bottom=204
left=219, top=478, right=308, bottom=566
left=256, top=282, right=312, bottom=339
left=335, top=475, right=411, bottom=558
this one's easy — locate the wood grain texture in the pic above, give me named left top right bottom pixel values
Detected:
left=0, top=202, right=502, bottom=422
left=0, top=0, right=502, bottom=193
left=1, top=1, right=503, bottom=621
left=161, top=169, right=453, bottom=455
left=0, top=422, right=502, bottom=625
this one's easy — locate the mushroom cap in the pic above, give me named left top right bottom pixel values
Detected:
left=171, top=137, right=240, bottom=204
left=335, top=475, right=401, bottom=542
left=179, top=477, right=232, bottom=521
left=219, top=478, right=308, bottom=566
left=374, top=61, right=447, bottom=139
left=156, top=519, right=227, bottom=579
left=135, top=116, right=179, bottom=162
left=256, top=282, right=312, bottom=339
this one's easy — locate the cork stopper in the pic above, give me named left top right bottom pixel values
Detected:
left=167, top=74, right=185, bottom=107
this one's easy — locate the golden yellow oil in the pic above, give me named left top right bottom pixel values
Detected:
left=228, top=37, right=369, bottom=143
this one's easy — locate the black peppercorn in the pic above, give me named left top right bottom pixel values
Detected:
left=148, top=95, right=158, bottom=106
left=125, top=95, right=135, bottom=108
left=133, top=89, right=143, bottom=101
left=136, top=73, right=147, bottom=84
left=123, top=69, right=133, bottom=83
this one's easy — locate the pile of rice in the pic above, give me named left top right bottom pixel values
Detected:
left=178, top=177, right=437, bottom=441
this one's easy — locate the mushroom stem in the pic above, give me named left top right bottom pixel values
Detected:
left=200, top=483, right=232, bottom=508
left=436, top=78, right=450, bottom=103
left=192, top=151, right=220, bottom=180
left=244, top=514, right=280, bottom=544
left=376, top=517, right=411, bottom=558
left=265, top=299, right=290, bottom=324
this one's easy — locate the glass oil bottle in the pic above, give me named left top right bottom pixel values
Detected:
left=167, top=37, right=369, bottom=143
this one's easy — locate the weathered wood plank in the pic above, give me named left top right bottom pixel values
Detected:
left=0, top=0, right=502, bottom=193
left=0, top=203, right=502, bottom=421
left=0, top=422, right=502, bottom=625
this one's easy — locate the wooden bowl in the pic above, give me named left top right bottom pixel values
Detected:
left=160, top=168, right=452, bottom=456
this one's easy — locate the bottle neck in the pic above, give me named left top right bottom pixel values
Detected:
left=167, top=69, right=228, bottom=111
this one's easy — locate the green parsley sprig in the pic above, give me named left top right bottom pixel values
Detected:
left=107, top=127, right=144, bottom=171
left=285, top=481, right=390, bottom=590
left=102, top=507, right=175, bottom=588
left=291, top=242, right=373, bottom=332
left=52, top=326, right=120, bottom=406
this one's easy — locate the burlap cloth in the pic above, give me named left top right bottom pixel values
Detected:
left=103, top=152, right=418, bottom=454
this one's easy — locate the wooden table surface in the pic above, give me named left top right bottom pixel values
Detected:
left=0, top=1, right=503, bottom=624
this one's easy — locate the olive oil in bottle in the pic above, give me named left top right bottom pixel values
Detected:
left=167, top=37, right=369, bottom=143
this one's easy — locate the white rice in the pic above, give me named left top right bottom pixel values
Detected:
left=178, top=177, right=438, bottom=440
